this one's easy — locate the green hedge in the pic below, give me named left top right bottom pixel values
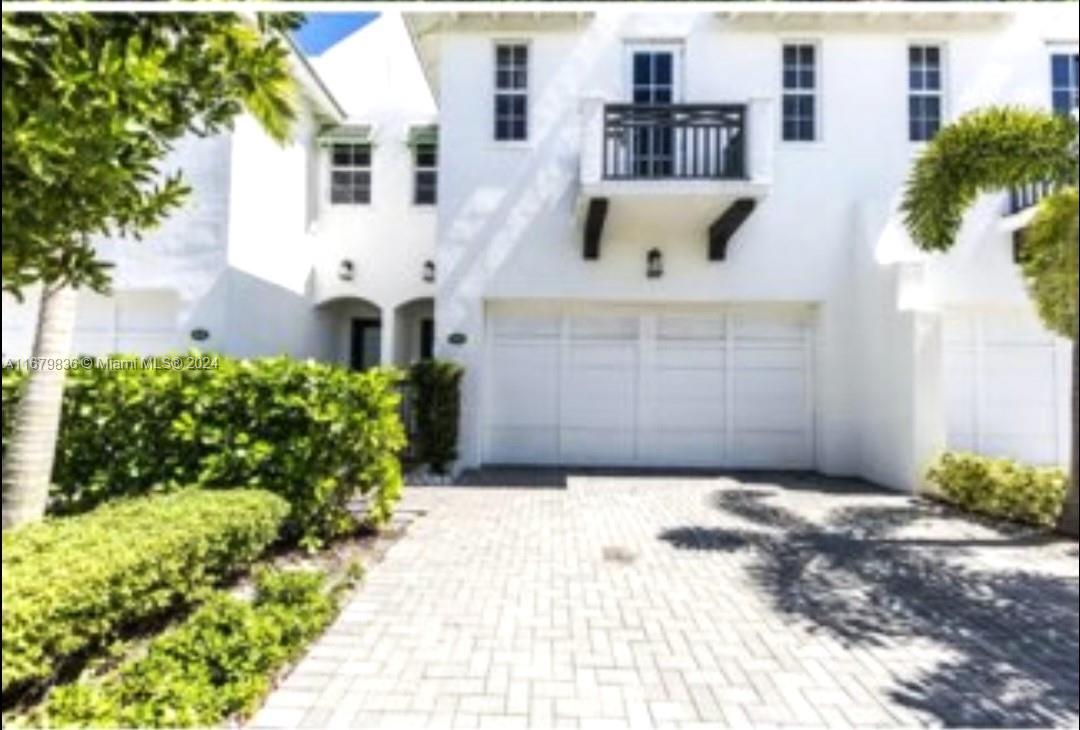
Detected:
left=1, top=489, right=289, bottom=699
left=42, top=569, right=339, bottom=728
left=407, top=359, right=463, bottom=474
left=2, top=355, right=406, bottom=546
left=925, top=451, right=1067, bottom=528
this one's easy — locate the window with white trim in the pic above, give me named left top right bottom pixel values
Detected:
left=494, top=43, right=528, bottom=141
left=1051, top=52, right=1079, bottom=115
left=330, top=143, right=371, bottom=205
left=908, top=44, right=943, bottom=142
left=782, top=43, right=817, bottom=142
left=413, top=142, right=437, bottom=206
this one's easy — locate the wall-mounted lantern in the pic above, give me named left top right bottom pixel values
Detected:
left=422, top=259, right=436, bottom=283
left=338, top=259, right=355, bottom=281
left=646, top=248, right=663, bottom=279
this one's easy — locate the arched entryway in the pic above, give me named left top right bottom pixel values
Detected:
left=392, top=297, right=435, bottom=367
left=317, top=296, right=383, bottom=371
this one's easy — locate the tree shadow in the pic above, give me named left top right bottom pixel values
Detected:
left=660, top=487, right=1079, bottom=727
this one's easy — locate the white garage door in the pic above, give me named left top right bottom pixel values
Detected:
left=73, top=290, right=181, bottom=355
left=944, top=311, right=1069, bottom=466
left=486, top=303, right=815, bottom=468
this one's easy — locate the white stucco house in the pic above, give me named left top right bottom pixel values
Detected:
left=2, top=7, right=1077, bottom=492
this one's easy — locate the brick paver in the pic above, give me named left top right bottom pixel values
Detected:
left=250, top=471, right=1079, bottom=729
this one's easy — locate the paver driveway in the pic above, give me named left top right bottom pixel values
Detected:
left=251, top=471, right=1079, bottom=729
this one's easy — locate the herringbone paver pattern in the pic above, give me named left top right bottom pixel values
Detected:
left=250, top=471, right=1079, bottom=729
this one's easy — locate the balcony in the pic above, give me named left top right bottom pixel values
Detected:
left=1007, top=180, right=1055, bottom=216
left=580, top=98, right=774, bottom=198
left=579, top=98, right=773, bottom=261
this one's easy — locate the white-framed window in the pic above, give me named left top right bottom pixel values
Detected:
left=1051, top=51, right=1079, bottom=115
left=908, top=44, right=943, bottom=142
left=494, top=43, right=528, bottom=141
left=781, top=42, right=817, bottom=142
left=330, top=143, right=371, bottom=205
left=413, top=141, right=437, bottom=206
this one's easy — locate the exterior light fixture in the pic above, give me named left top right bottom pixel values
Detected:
left=646, top=248, right=663, bottom=279
left=422, top=259, right=436, bottom=283
left=338, top=259, right=355, bottom=281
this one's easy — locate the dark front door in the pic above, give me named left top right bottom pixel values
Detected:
left=350, top=318, right=382, bottom=371
left=420, top=318, right=435, bottom=360
left=631, top=49, right=676, bottom=177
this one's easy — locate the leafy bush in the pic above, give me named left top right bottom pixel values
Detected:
left=925, top=451, right=1067, bottom=528
left=407, top=359, right=463, bottom=474
left=42, top=569, right=339, bottom=728
left=2, top=355, right=406, bottom=546
left=1, top=489, right=288, bottom=699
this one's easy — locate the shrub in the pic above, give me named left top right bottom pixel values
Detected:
left=42, top=569, right=338, bottom=728
left=407, top=359, right=463, bottom=474
left=925, top=451, right=1067, bottom=528
left=1, top=489, right=289, bottom=699
left=1, top=355, right=406, bottom=546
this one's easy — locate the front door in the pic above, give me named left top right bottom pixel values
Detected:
left=350, top=318, right=382, bottom=371
left=628, top=45, right=681, bottom=177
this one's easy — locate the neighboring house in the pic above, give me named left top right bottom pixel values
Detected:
left=2, top=8, right=1077, bottom=492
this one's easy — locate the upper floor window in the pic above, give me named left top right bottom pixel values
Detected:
left=413, top=142, right=438, bottom=206
left=908, top=44, right=943, bottom=142
left=330, top=143, right=371, bottom=205
left=1051, top=52, right=1079, bottom=115
left=494, top=43, right=528, bottom=141
left=782, top=43, right=817, bottom=142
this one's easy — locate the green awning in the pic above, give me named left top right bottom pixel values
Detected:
left=407, top=124, right=439, bottom=148
left=318, top=123, right=374, bottom=146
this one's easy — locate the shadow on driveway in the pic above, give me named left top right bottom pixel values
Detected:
left=658, top=486, right=1079, bottom=728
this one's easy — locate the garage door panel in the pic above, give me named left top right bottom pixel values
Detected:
left=944, top=311, right=1066, bottom=466
left=486, top=304, right=814, bottom=468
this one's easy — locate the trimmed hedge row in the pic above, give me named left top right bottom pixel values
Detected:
left=42, top=569, right=340, bottom=728
left=1, top=489, right=289, bottom=699
left=925, top=451, right=1067, bottom=528
left=407, top=359, right=463, bottom=475
left=1, top=355, right=406, bottom=546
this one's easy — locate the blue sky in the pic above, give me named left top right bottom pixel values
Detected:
left=294, top=13, right=378, bottom=56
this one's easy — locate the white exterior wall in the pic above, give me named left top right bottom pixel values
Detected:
left=428, top=7, right=1077, bottom=487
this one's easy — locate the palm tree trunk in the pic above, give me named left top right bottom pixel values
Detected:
left=1058, top=329, right=1079, bottom=538
left=1, top=284, right=77, bottom=529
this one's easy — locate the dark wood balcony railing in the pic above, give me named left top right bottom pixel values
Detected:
left=1008, top=180, right=1056, bottom=215
left=602, top=103, right=747, bottom=181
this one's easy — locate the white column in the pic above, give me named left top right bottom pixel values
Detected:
left=380, top=306, right=396, bottom=368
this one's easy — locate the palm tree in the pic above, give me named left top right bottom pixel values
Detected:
left=902, top=107, right=1079, bottom=537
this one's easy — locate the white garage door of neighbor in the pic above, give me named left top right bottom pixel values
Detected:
left=944, top=310, right=1070, bottom=467
left=73, top=290, right=181, bottom=355
left=486, top=303, right=815, bottom=468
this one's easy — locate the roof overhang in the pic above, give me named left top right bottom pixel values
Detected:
left=284, top=33, right=346, bottom=123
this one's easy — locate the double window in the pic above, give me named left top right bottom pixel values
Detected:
left=494, top=43, right=528, bottom=141
left=782, top=43, right=817, bottom=142
left=1051, top=52, right=1079, bottom=115
left=413, top=142, right=438, bottom=206
left=908, top=45, right=943, bottom=142
left=330, top=143, right=371, bottom=205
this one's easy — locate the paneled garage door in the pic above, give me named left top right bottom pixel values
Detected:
left=944, top=310, right=1070, bottom=466
left=485, top=303, right=815, bottom=468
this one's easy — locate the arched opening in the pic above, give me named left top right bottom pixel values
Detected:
left=317, top=296, right=383, bottom=371
left=393, top=297, right=435, bottom=367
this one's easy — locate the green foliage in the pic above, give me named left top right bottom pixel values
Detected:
left=925, top=451, right=1067, bottom=528
left=2, top=13, right=299, bottom=298
left=902, top=107, right=1077, bottom=253
left=1, top=355, right=406, bottom=546
left=1017, top=187, right=1080, bottom=339
left=407, top=359, right=464, bottom=474
left=1, top=489, right=289, bottom=699
left=41, top=569, right=338, bottom=728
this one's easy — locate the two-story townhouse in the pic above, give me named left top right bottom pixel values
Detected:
left=3, top=7, right=1077, bottom=495
left=407, top=5, right=1078, bottom=490
left=2, top=13, right=438, bottom=371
